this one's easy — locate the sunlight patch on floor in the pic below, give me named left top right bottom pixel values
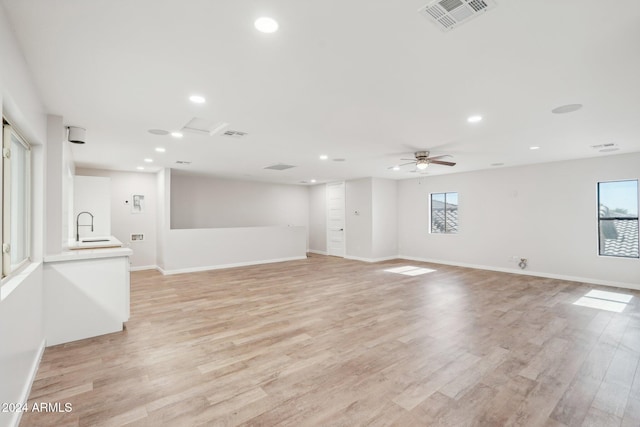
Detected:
left=573, top=289, right=633, bottom=313
left=384, top=266, right=436, bottom=276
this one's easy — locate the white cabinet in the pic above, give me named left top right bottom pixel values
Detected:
left=43, top=249, right=131, bottom=346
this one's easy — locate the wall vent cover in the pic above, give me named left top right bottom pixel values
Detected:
left=264, top=164, right=296, bottom=171
left=419, top=0, right=496, bottom=31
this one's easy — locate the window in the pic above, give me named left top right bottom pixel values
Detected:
left=430, top=192, right=458, bottom=233
left=597, top=180, right=639, bottom=258
left=2, top=122, right=31, bottom=277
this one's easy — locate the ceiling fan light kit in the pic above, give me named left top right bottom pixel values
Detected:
left=392, top=151, right=457, bottom=172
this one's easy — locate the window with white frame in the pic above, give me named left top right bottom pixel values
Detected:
left=2, top=121, right=32, bottom=277
left=430, top=192, right=458, bottom=234
left=598, top=180, right=639, bottom=258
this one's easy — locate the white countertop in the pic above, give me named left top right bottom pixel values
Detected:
left=67, top=235, right=123, bottom=250
left=45, top=237, right=132, bottom=263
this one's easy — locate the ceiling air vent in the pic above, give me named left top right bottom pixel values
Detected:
left=264, top=164, right=296, bottom=171
left=591, top=143, right=619, bottom=153
left=221, top=130, right=248, bottom=138
left=419, top=0, right=496, bottom=32
left=175, top=160, right=192, bottom=165
left=181, top=117, right=229, bottom=136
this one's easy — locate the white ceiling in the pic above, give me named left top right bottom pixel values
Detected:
left=3, top=0, right=640, bottom=184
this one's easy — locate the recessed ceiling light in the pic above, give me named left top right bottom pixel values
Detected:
left=171, top=132, right=183, bottom=138
left=136, top=166, right=145, bottom=170
left=319, top=154, right=329, bottom=160
left=529, top=146, right=540, bottom=150
left=144, top=158, right=153, bottom=163
left=155, top=147, right=166, bottom=153
left=255, top=17, right=279, bottom=33
left=310, top=179, right=317, bottom=183
left=189, top=95, right=206, bottom=104
left=551, top=104, right=582, bottom=114
left=392, top=166, right=401, bottom=171
left=467, top=115, right=483, bottom=123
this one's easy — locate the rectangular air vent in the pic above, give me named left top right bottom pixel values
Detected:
left=419, top=0, right=496, bottom=32
left=181, top=117, right=228, bottom=136
left=590, top=143, right=617, bottom=149
left=264, top=164, right=296, bottom=171
left=591, top=143, right=620, bottom=153
left=176, top=160, right=192, bottom=165
left=221, top=130, right=248, bottom=138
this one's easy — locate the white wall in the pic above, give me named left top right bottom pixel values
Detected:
left=0, top=9, right=46, bottom=145
left=0, top=265, right=44, bottom=427
left=170, top=171, right=309, bottom=229
left=308, top=184, right=326, bottom=253
left=156, top=169, right=169, bottom=271
left=372, top=178, right=398, bottom=259
left=73, top=175, right=111, bottom=239
left=0, top=6, right=47, bottom=427
left=76, top=168, right=157, bottom=269
left=44, top=116, right=76, bottom=254
left=157, top=169, right=305, bottom=273
left=163, top=226, right=307, bottom=274
left=44, top=115, right=64, bottom=254
left=398, top=152, right=640, bottom=289
left=62, top=138, right=75, bottom=246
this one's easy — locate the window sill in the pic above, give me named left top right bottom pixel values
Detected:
left=0, top=261, right=41, bottom=301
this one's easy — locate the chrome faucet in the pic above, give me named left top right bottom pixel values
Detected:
left=76, top=211, right=94, bottom=242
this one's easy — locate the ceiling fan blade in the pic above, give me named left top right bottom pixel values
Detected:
left=429, top=160, right=456, bottom=166
left=426, top=154, right=452, bottom=161
left=400, top=158, right=416, bottom=161
left=388, top=162, right=416, bottom=169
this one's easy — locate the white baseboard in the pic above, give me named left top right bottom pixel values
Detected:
left=344, top=255, right=399, bottom=263
left=158, top=256, right=308, bottom=276
left=398, top=255, right=640, bottom=291
left=129, top=265, right=158, bottom=272
left=307, top=250, right=327, bottom=255
left=12, top=338, right=46, bottom=427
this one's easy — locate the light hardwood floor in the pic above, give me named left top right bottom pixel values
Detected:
left=21, top=255, right=640, bottom=426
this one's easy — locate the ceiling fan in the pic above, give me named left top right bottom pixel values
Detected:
left=390, top=151, right=456, bottom=171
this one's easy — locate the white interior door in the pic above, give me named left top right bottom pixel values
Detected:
left=326, top=182, right=345, bottom=257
